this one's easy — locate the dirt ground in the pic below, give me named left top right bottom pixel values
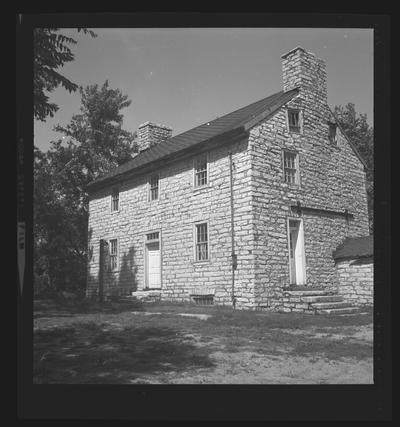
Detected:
left=33, top=299, right=373, bottom=384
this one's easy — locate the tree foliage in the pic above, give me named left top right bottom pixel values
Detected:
left=34, top=28, right=97, bottom=121
left=333, top=103, right=374, bottom=233
left=34, top=81, right=137, bottom=296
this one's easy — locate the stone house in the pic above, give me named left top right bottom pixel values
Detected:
left=86, top=46, right=370, bottom=312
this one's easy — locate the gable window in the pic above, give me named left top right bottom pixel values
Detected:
left=328, top=122, right=337, bottom=144
left=288, top=109, right=301, bottom=133
left=109, top=239, right=118, bottom=271
left=195, top=223, right=209, bottom=261
left=149, top=174, right=159, bottom=201
left=111, top=189, right=119, bottom=212
left=194, top=154, right=208, bottom=187
left=283, top=150, right=299, bottom=184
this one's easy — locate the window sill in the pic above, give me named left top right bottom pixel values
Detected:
left=283, top=181, right=302, bottom=189
left=192, top=260, right=211, bottom=266
left=193, top=184, right=211, bottom=193
left=110, top=210, right=120, bottom=214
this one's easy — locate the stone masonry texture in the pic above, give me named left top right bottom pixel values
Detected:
left=336, top=257, right=373, bottom=306
left=87, top=138, right=255, bottom=308
left=247, top=47, right=369, bottom=310
left=137, top=122, right=173, bottom=152
left=87, top=47, right=370, bottom=310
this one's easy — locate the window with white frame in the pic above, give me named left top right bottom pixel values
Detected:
left=283, top=151, right=299, bottom=184
left=195, top=223, right=208, bottom=261
left=111, top=189, right=119, bottom=211
left=109, top=239, right=118, bottom=270
left=287, top=109, right=301, bottom=133
left=328, top=122, right=337, bottom=144
left=149, top=174, right=159, bottom=201
left=194, top=154, right=208, bottom=187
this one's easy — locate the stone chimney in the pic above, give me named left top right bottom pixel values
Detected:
left=137, top=122, right=173, bottom=152
left=281, top=46, right=327, bottom=106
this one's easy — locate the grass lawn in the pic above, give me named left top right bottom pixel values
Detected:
left=33, top=298, right=373, bottom=384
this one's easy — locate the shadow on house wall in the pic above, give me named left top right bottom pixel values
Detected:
left=88, top=241, right=138, bottom=300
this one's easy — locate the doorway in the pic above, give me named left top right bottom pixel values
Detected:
left=288, top=219, right=306, bottom=285
left=145, top=232, right=161, bottom=289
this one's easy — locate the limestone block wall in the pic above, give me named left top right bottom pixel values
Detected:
left=248, top=50, right=369, bottom=310
left=336, top=257, right=374, bottom=306
left=87, top=136, right=256, bottom=308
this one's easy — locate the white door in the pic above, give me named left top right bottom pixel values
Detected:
left=288, top=219, right=306, bottom=285
left=146, top=242, right=161, bottom=289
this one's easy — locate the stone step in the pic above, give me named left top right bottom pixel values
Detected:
left=315, top=306, right=360, bottom=315
left=284, top=286, right=326, bottom=291
left=301, top=295, right=344, bottom=303
left=311, top=301, right=352, bottom=310
left=284, top=289, right=333, bottom=297
left=129, top=290, right=162, bottom=302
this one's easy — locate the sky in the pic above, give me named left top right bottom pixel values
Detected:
left=34, top=28, right=373, bottom=152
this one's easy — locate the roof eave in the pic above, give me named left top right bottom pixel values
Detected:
left=333, top=253, right=373, bottom=262
left=243, top=88, right=300, bottom=131
left=86, top=127, right=248, bottom=193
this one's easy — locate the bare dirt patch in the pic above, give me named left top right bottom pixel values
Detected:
left=34, top=299, right=373, bottom=384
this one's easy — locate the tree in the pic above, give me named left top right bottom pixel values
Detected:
left=34, top=81, right=137, bottom=296
left=333, top=103, right=374, bottom=233
left=34, top=28, right=97, bottom=121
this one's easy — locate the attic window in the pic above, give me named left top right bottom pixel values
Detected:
left=288, top=109, right=301, bottom=133
left=328, top=122, right=337, bottom=144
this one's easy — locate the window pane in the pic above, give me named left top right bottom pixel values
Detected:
left=195, top=156, right=207, bottom=186
left=196, top=243, right=208, bottom=261
left=289, top=111, right=299, bottom=126
left=150, top=175, right=159, bottom=200
left=195, top=224, right=208, bottom=260
left=288, top=110, right=300, bottom=132
left=151, top=187, right=158, bottom=200
left=284, top=152, right=298, bottom=183
left=110, top=239, right=117, bottom=255
left=329, top=124, right=337, bottom=142
left=111, top=190, right=119, bottom=211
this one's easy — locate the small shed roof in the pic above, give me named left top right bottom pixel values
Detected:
left=333, top=235, right=373, bottom=260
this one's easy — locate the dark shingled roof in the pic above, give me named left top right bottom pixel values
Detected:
left=333, top=235, right=373, bottom=260
left=87, top=88, right=299, bottom=190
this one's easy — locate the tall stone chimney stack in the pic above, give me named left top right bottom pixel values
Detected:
left=281, top=46, right=327, bottom=106
left=137, top=122, right=173, bottom=152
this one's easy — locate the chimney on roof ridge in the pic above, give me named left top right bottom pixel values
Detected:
left=281, top=46, right=327, bottom=105
left=137, top=121, right=173, bottom=152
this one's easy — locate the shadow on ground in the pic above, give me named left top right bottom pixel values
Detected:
left=34, top=298, right=145, bottom=319
left=34, top=322, right=215, bottom=384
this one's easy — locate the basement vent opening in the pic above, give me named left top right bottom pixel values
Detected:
left=191, top=295, right=214, bottom=305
